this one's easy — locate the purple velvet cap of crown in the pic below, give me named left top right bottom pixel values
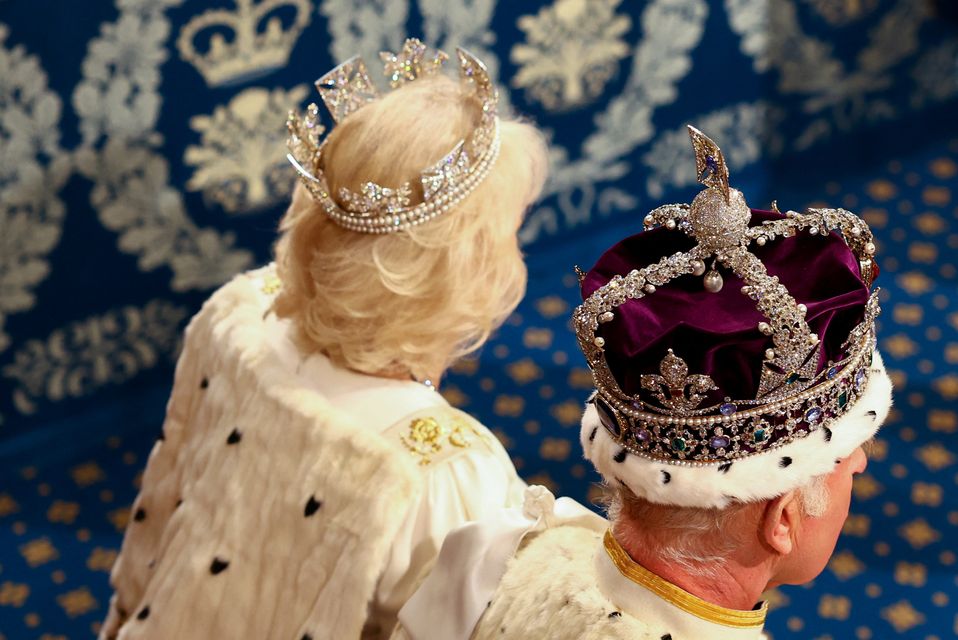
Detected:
left=581, top=210, right=870, bottom=404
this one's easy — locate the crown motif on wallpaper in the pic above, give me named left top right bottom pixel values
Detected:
left=286, top=38, right=501, bottom=233
left=177, top=0, right=312, bottom=87
left=573, top=126, right=881, bottom=464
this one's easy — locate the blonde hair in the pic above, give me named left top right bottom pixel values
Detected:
left=609, top=476, right=830, bottom=576
left=273, top=75, right=549, bottom=380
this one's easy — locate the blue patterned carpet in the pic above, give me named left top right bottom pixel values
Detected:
left=2, top=136, right=958, bottom=639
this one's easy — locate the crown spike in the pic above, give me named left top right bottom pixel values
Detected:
left=457, top=47, right=498, bottom=115
left=688, top=125, right=730, bottom=205
left=315, top=56, right=380, bottom=123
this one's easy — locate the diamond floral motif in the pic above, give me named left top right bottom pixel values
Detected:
left=380, top=37, right=448, bottom=88
left=640, top=349, right=718, bottom=414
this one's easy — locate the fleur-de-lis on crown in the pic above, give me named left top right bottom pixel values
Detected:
left=640, top=349, right=718, bottom=414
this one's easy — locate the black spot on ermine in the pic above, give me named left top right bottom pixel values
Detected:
left=613, top=448, right=628, bottom=463
left=608, top=611, right=621, bottom=618
left=226, top=428, right=242, bottom=445
left=137, top=606, right=150, bottom=620
left=779, top=457, right=792, bottom=468
left=661, top=635, right=673, bottom=640
left=304, top=496, right=322, bottom=517
left=134, top=508, right=146, bottom=522
left=823, top=427, right=832, bottom=442
left=589, top=426, right=598, bottom=442
left=200, top=377, right=209, bottom=389
left=661, top=470, right=671, bottom=484
left=866, top=410, right=877, bottom=417
left=718, top=462, right=733, bottom=474
left=209, top=557, right=229, bottom=575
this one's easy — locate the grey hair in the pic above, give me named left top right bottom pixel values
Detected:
left=609, top=475, right=830, bottom=577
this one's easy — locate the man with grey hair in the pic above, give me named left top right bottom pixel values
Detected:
left=391, top=127, right=893, bottom=640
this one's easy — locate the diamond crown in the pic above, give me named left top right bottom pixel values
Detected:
left=177, top=0, right=312, bottom=87
left=574, top=126, right=881, bottom=464
left=286, top=38, right=501, bottom=234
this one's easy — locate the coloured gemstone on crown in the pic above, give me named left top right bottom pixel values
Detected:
left=710, top=435, right=731, bottom=449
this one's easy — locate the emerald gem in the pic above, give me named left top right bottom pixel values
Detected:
left=753, top=428, right=768, bottom=443
left=785, top=372, right=800, bottom=385
left=671, top=437, right=687, bottom=452
left=838, top=391, right=848, bottom=408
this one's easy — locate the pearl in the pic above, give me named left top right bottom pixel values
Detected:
left=865, top=242, right=876, bottom=255
left=808, top=333, right=819, bottom=345
left=665, top=219, right=677, bottom=230
left=704, top=270, right=724, bottom=293
left=599, top=311, right=614, bottom=323
left=756, top=236, right=767, bottom=246
left=765, top=349, right=776, bottom=360
left=797, top=303, right=807, bottom=314
left=644, top=284, right=656, bottom=294
left=690, top=259, right=706, bottom=276
left=644, top=215, right=654, bottom=226
left=593, top=337, right=605, bottom=347
left=809, top=227, right=819, bottom=235
left=758, top=322, right=771, bottom=334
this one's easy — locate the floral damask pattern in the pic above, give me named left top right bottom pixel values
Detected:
left=185, top=85, right=309, bottom=214
left=0, top=26, right=69, bottom=354
left=72, top=0, right=254, bottom=291
left=511, top=0, right=632, bottom=111
left=3, top=300, right=187, bottom=414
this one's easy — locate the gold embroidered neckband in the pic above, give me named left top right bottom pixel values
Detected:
left=603, top=530, right=768, bottom=629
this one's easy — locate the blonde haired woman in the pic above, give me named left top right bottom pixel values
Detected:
left=101, top=40, right=548, bottom=640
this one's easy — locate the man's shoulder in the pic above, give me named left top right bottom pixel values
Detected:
left=473, top=524, right=658, bottom=640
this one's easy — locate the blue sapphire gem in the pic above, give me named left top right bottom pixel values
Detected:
left=854, top=369, right=866, bottom=390
left=705, top=155, right=718, bottom=172
left=710, top=435, right=731, bottom=449
left=827, top=366, right=838, bottom=379
left=805, top=407, right=823, bottom=424
left=720, top=402, right=737, bottom=416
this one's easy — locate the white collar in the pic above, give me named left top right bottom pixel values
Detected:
left=595, top=531, right=768, bottom=640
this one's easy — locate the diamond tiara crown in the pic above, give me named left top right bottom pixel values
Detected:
left=573, top=126, right=881, bottom=465
left=286, top=38, right=501, bottom=234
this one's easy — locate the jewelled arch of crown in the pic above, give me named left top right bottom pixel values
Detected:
left=573, top=126, right=882, bottom=466
left=286, top=38, right=501, bottom=234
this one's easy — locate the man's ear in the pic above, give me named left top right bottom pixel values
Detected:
left=761, top=491, right=802, bottom=555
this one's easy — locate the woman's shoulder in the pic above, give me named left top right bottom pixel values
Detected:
left=380, top=404, right=507, bottom=469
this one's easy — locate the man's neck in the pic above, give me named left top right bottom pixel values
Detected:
left=618, top=537, right=771, bottom=611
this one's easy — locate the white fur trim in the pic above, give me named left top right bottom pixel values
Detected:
left=472, top=526, right=651, bottom=640
left=580, top=352, right=893, bottom=508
